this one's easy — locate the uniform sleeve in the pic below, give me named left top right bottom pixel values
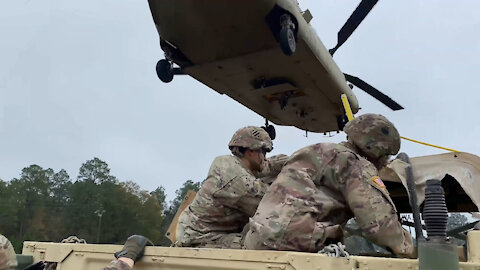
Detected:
left=235, top=175, right=269, bottom=217
left=0, top=235, right=17, bottom=269
left=208, top=156, right=270, bottom=217
left=101, top=260, right=132, bottom=270
left=340, top=153, right=413, bottom=257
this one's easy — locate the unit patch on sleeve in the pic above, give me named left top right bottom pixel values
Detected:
left=371, top=176, right=386, bottom=189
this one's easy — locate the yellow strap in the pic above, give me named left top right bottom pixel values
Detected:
left=341, top=94, right=354, bottom=121
left=400, top=136, right=459, bottom=152
left=339, top=94, right=459, bottom=153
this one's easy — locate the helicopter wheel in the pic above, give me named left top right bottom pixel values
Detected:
left=278, top=14, right=296, bottom=56
left=156, top=59, right=174, bottom=83
left=279, top=27, right=296, bottom=56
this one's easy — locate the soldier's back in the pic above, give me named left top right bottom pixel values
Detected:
left=177, top=155, right=267, bottom=247
left=247, top=142, right=371, bottom=251
left=188, top=155, right=253, bottom=227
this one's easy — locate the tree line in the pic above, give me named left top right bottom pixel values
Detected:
left=0, top=157, right=200, bottom=252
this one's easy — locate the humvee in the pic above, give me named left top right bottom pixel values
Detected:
left=18, top=151, right=480, bottom=270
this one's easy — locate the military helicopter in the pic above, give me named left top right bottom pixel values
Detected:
left=147, top=0, right=403, bottom=135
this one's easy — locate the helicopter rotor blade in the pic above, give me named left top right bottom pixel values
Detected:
left=344, top=73, right=404, bottom=111
left=329, top=0, right=378, bottom=56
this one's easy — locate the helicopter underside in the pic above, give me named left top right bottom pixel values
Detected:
left=148, top=0, right=359, bottom=132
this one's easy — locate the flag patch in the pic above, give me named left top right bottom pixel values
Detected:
left=372, top=176, right=386, bottom=189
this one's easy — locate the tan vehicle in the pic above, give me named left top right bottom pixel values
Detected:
left=147, top=0, right=403, bottom=133
left=18, top=232, right=480, bottom=270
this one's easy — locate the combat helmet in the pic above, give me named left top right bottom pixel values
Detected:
left=343, top=114, right=400, bottom=160
left=228, top=126, right=273, bottom=152
left=0, top=235, right=17, bottom=270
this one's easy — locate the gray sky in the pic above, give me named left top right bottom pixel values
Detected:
left=1, top=1, right=479, bottom=201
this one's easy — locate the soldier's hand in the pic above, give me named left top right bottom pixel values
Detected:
left=23, top=261, right=45, bottom=270
left=114, top=235, right=152, bottom=262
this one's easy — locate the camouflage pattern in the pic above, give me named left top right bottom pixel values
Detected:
left=176, top=154, right=286, bottom=248
left=244, top=142, right=413, bottom=257
left=343, top=114, right=400, bottom=160
left=228, top=126, right=273, bottom=152
left=0, top=235, right=17, bottom=270
left=258, top=154, right=289, bottom=184
left=101, top=260, right=131, bottom=270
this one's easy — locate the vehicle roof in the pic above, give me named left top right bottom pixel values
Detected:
left=380, top=152, right=480, bottom=213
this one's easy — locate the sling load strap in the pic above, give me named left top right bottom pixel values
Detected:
left=341, top=94, right=354, bottom=121
left=340, top=94, right=460, bottom=153
left=400, top=136, right=459, bottom=152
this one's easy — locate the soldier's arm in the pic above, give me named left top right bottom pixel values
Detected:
left=235, top=175, right=269, bottom=216
left=340, top=154, right=413, bottom=257
left=101, top=259, right=132, bottom=270
left=212, top=168, right=268, bottom=217
left=256, top=154, right=289, bottom=179
left=101, top=235, right=148, bottom=270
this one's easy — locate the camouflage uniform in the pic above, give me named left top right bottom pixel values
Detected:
left=0, top=235, right=17, bottom=270
left=244, top=114, right=413, bottom=257
left=259, top=154, right=290, bottom=184
left=176, top=127, right=288, bottom=248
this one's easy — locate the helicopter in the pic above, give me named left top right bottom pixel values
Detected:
left=147, top=0, right=403, bottom=134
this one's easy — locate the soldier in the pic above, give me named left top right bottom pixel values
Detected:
left=102, top=235, right=149, bottom=270
left=0, top=235, right=17, bottom=270
left=176, top=126, right=288, bottom=248
left=244, top=114, right=414, bottom=257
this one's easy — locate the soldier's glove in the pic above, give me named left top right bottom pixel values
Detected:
left=114, top=235, right=152, bottom=262
left=23, top=261, right=45, bottom=270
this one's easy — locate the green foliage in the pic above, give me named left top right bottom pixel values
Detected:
left=447, top=213, right=468, bottom=231
left=0, top=158, right=200, bottom=252
left=167, top=180, right=201, bottom=217
left=77, top=157, right=117, bottom=183
left=151, top=186, right=167, bottom=210
left=0, top=165, right=67, bottom=251
left=447, top=213, right=468, bottom=245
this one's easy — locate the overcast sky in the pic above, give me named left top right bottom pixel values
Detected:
left=1, top=1, right=479, bottom=201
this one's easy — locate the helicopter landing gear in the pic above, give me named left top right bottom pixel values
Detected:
left=156, top=59, right=174, bottom=83
left=262, top=120, right=276, bottom=140
left=337, top=114, right=348, bottom=131
left=279, top=14, right=296, bottom=56
left=156, top=59, right=185, bottom=83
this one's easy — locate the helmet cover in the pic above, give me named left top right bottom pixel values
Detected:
left=344, top=114, right=400, bottom=159
left=228, top=126, right=273, bottom=152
